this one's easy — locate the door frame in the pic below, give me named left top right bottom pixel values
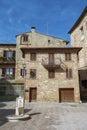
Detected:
left=29, top=87, right=37, bottom=102
left=59, top=88, right=74, bottom=102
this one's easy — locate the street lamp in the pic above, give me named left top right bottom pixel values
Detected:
left=22, top=63, right=26, bottom=69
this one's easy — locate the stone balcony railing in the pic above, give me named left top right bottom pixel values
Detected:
left=42, top=57, right=67, bottom=70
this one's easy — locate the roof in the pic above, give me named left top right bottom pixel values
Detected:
left=21, top=47, right=82, bottom=53
left=16, top=31, right=69, bottom=44
left=0, top=43, right=16, bottom=46
left=68, top=6, right=87, bottom=34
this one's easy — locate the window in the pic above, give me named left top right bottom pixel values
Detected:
left=1, top=68, right=15, bottom=79
left=48, top=40, right=50, bottom=43
left=30, top=69, right=36, bottom=79
left=80, top=26, right=84, bottom=36
left=20, top=69, right=26, bottom=77
left=6, top=68, right=14, bottom=78
left=66, top=68, right=72, bottom=79
left=23, top=35, right=28, bottom=42
left=4, top=51, right=13, bottom=58
left=4, top=50, right=15, bottom=58
left=80, top=26, right=85, bottom=41
left=30, top=53, right=36, bottom=61
left=65, top=53, right=71, bottom=61
left=48, top=69, right=55, bottom=78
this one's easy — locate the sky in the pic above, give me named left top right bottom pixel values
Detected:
left=0, top=0, right=87, bottom=45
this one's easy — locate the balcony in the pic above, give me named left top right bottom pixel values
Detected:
left=0, top=78, right=24, bottom=84
left=0, top=57, right=15, bottom=64
left=0, top=75, right=15, bottom=80
left=42, top=57, right=66, bottom=70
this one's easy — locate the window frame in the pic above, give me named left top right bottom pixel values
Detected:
left=65, top=53, right=71, bottom=61
left=66, top=68, right=73, bottom=79
left=80, top=26, right=84, bottom=36
left=30, top=53, right=36, bottom=61
left=23, top=35, right=28, bottom=42
left=30, top=69, right=36, bottom=79
left=20, top=69, right=26, bottom=77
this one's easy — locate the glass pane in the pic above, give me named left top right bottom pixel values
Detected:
left=10, top=68, right=13, bottom=75
left=6, top=51, right=13, bottom=57
left=6, top=68, right=9, bottom=74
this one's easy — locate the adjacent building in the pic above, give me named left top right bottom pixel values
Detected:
left=69, top=6, right=87, bottom=101
left=0, top=44, right=24, bottom=101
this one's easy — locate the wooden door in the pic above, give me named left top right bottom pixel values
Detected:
left=49, top=53, right=54, bottom=65
left=30, top=88, right=37, bottom=102
left=59, top=88, right=74, bottom=102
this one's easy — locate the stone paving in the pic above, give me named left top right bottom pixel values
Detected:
left=0, top=102, right=87, bottom=130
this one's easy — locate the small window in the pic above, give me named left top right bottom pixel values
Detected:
left=4, top=51, right=13, bottom=58
left=30, top=69, right=36, bottom=79
left=48, top=69, right=55, bottom=78
left=80, top=26, right=84, bottom=36
left=65, top=53, right=71, bottom=61
left=23, top=35, right=28, bottom=42
left=30, top=53, right=36, bottom=61
left=20, top=69, right=26, bottom=77
left=48, top=40, right=50, bottom=43
left=66, top=68, right=72, bottom=79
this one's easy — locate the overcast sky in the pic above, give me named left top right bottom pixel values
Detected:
left=0, top=0, right=87, bottom=44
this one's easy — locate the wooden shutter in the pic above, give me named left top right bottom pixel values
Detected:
left=66, top=68, right=68, bottom=78
left=13, top=51, right=15, bottom=57
left=13, top=68, right=15, bottom=77
left=4, top=51, right=6, bottom=57
left=2, top=68, right=5, bottom=76
left=69, top=69, right=72, bottom=78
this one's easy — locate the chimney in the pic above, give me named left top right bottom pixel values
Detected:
left=31, top=27, right=36, bottom=33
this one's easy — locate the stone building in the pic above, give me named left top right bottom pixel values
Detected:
left=15, top=27, right=81, bottom=102
left=68, top=6, right=87, bottom=101
left=0, top=27, right=82, bottom=102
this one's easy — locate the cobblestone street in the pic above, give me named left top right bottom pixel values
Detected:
left=0, top=102, right=87, bottom=130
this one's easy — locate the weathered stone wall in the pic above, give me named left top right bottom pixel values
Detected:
left=22, top=52, right=80, bottom=102
left=16, top=28, right=80, bottom=102
left=70, top=14, right=87, bottom=68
